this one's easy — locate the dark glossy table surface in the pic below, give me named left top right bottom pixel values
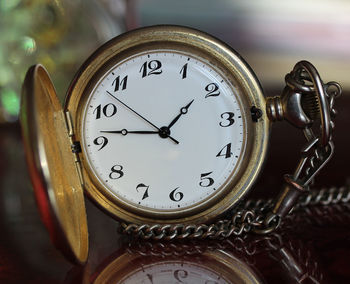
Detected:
left=0, top=94, right=349, bottom=284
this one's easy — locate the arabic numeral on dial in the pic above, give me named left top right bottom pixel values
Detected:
left=93, top=103, right=117, bottom=119
left=219, top=112, right=235, bottom=127
left=140, top=60, right=162, bottom=78
left=180, top=63, right=188, bottom=79
left=136, top=183, right=150, bottom=200
left=112, top=75, right=128, bottom=92
left=216, top=143, right=233, bottom=159
left=93, top=136, right=108, bottom=151
left=174, top=270, right=188, bottom=283
left=169, top=187, right=183, bottom=202
left=199, top=172, right=214, bottom=187
left=109, top=165, right=124, bottom=179
left=205, top=82, right=220, bottom=98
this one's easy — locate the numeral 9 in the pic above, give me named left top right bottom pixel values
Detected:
left=93, top=136, right=108, bottom=151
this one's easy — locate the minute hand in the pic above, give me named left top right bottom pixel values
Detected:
left=168, top=99, right=194, bottom=129
left=100, top=130, right=158, bottom=135
left=106, top=91, right=179, bottom=144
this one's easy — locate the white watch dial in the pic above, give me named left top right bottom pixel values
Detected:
left=82, top=49, right=246, bottom=213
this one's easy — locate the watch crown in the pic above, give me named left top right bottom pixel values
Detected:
left=266, top=87, right=314, bottom=128
left=265, top=60, right=331, bottom=129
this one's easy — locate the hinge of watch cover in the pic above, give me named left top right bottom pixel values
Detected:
left=64, top=110, right=84, bottom=186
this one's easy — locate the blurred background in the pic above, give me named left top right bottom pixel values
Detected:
left=0, top=0, right=350, bottom=283
left=1, top=0, right=350, bottom=122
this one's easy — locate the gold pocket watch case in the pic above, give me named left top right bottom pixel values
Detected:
left=65, top=25, right=269, bottom=224
left=21, top=65, right=88, bottom=263
left=22, top=25, right=323, bottom=264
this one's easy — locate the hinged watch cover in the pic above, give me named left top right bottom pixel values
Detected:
left=20, top=64, right=88, bottom=264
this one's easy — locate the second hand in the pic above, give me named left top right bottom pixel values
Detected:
left=106, top=91, right=179, bottom=144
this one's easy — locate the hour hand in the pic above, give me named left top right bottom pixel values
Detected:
left=100, top=129, right=159, bottom=136
left=168, top=99, right=194, bottom=129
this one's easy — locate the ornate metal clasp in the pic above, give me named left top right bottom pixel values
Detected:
left=266, top=61, right=341, bottom=219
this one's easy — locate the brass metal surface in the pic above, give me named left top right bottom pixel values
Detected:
left=20, top=64, right=88, bottom=264
left=66, top=25, right=270, bottom=225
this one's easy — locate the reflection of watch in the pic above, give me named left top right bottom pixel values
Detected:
left=78, top=228, right=325, bottom=284
left=20, top=25, right=341, bottom=263
left=91, top=244, right=262, bottom=284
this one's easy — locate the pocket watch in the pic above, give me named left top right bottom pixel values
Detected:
left=20, top=25, right=341, bottom=264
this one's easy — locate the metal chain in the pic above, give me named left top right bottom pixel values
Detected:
left=123, top=197, right=350, bottom=281
left=124, top=190, right=350, bottom=282
left=125, top=197, right=350, bottom=281
left=125, top=235, right=281, bottom=260
left=120, top=61, right=343, bottom=241
left=120, top=185, right=350, bottom=240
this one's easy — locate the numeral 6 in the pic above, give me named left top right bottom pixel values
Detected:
left=169, top=187, right=183, bottom=202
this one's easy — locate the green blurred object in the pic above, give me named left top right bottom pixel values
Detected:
left=0, top=0, right=125, bottom=123
left=21, top=36, right=37, bottom=54
left=0, top=0, right=22, bottom=12
left=1, top=89, right=20, bottom=117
